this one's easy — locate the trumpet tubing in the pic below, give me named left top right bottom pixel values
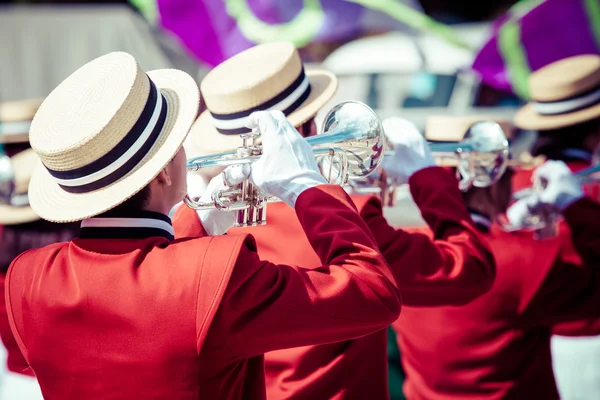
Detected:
left=351, top=120, right=510, bottom=207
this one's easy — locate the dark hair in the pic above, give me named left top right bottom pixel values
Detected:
left=299, top=119, right=315, bottom=138
left=0, top=219, right=80, bottom=274
left=460, top=166, right=515, bottom=215
left=532, top=117, right=600, bottom=159
left=108, top=185, right=152, bottom=215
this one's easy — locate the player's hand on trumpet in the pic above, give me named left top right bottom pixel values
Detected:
left=506, top=160, right=584, bottom=228
left=195, top=164, right=250, bottom=235
left=246, top=110, right=327, bottom=207
left=381, top=117, right=435, bottom=184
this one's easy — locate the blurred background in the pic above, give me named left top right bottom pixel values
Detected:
left=0, top=1, right=597, bottom=398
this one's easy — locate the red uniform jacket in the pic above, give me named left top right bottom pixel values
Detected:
left=513, top=160, right=600, bottom=337
left=223, top=167, right=495, bottom=400
left=5, top=185, right=400, bottom=400
left=393, top=198, right=600, bottom=400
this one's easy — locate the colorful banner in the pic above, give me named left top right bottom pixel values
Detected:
left=134, top=0, right=469, bottom=67
left=473, top=0, right=600, bottom=99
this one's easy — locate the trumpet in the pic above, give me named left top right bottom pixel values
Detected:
left=505, top=163, right=600, bottom=239
left=183, top=101, right=385, bottom=227
left=350, top=121, right=510, bottom=207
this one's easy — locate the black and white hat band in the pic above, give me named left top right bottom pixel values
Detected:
left=0, top=121, right=32, bottom=135
left=1, top=192, right=30, bottom=207
left=0, top=177, right=29, bottom=207
left=44, top=76, right=168, bottom=194
left=209, top=67, right=312, bottom=135
left=534, top=84, right=600, bottom=116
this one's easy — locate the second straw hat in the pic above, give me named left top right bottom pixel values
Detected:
left=0, top=99, right=44, bottom=144
left=189, top=42, right=338, bottom=155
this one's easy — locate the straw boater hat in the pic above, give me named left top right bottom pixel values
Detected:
left=27, top=52, right=199, bottom=223
left=0, top=149, right=40, bottom=225
left=188, top=42, right=338, bottom=155
left=0, top=98, right=43, bottom=143
left=515, top=54, right=600, bottom=130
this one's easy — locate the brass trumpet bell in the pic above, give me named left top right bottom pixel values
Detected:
left=453, top=121, right=510, bottom=191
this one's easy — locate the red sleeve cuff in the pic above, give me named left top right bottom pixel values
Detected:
left=408, top=166, right=460, bottom=198
left=409, top=166, right=457, bottom=188
left=295, top=184, right=359, bottom=213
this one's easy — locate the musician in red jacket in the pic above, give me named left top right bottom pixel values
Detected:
left=507, top=54, right=600, bottom=398
left=393, top=116, right=600, bottom=400
left=4, top=51, right=401, bottom=400
left=180, top=42, right=496, bottom=399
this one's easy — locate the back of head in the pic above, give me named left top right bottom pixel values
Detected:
left=25, top=52, right=199, bottom=222
left=515, top=55, right=600, bottom=160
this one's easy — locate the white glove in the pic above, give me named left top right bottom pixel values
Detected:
left=186, top=171, right=210, bottom=198
left=381, top=117, right=435, bottom=184
left=246, top=110, right=326, bottom=207
left=196, top=164, right=250, bottom=235
left=505, top=196, right=537, bottom=230
left=506, top=160, right=584, bottom=229
left=531, top=160, right=584, bottom=211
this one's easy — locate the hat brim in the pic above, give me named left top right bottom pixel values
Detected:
left=28, top=69, right=200, bottom=223
left=0, top=204, right=39, bottom=225
left=434, top=156, right=460, bottom=167
left=0, top=132, right=30, bottom=144
left=187, top=69, right=338, bottom=157
left=515, top=102, right=600, bottom=131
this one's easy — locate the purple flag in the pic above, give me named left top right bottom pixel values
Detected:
left=472, top=0, right=600, bottom=97
left=156, top=0, right=419, bottom=67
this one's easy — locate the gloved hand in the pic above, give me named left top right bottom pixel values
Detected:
left=186, top=171, right=211, bottom=199
left=247, top=110, right=326, bottom=207
left=505, top=195, right=537, bottom=230
left=531, top=160, right=584, bottom=211
left=196, top=164, right=250, bottom=235
left=381, top=117, right=435, bottom=184
left=506, top=160, right=584, bottom=228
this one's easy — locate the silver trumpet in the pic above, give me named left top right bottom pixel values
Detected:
left=183, top=101, right=385, bottom=227
left=504, top=163, right=600, bottom=239
left=350, top=121, right=510, bottom=207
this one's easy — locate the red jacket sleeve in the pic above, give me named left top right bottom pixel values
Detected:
left=359, top=167, right=496, bottom=306
left=217, top=185, right=401, bottom=358
left=522, top=198, right=600, bottom=326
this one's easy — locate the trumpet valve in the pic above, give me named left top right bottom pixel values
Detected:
left=238, top=131, right=263, bottom=157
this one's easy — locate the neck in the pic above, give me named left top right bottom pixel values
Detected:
left=142, top=204, right=171, bottom=216
left=465, top=191, right=497, bottom=222
left=144, top=189, right=177, bottom=216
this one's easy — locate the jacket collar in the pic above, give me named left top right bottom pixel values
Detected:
left=79, top=210, right=174, bottom=240
left=469, top=211, right=492, bottom=234
left=560, top=148, right=593, bottom=163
